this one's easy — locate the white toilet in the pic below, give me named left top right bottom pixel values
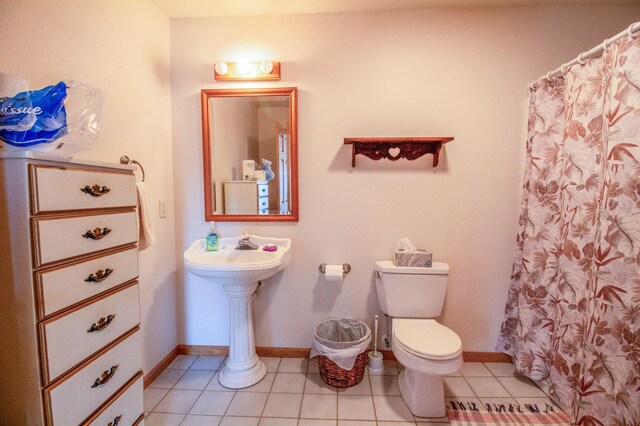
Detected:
left=375, top=260, right=463, bottom=418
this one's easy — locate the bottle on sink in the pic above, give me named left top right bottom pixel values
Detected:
left=205, top=222, right=219, bottom=251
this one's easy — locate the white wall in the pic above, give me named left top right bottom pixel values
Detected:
left=0, top=1, right=178, bottom=372
left=171, top=6, right=639, bottom=352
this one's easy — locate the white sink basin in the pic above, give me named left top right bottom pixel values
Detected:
left=184, top=234, right=292, bottom=389
left=184, top=235, right=291, bottom=284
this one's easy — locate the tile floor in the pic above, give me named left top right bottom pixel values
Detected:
left=144, top=356, right=558, bottom=426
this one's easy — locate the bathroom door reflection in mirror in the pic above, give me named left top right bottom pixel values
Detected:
left=201, top=87, right=298, bottom=222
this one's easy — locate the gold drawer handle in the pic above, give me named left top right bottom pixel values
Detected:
left=87, top=314, right=116, bottom=333
left=91, top=365, right=118, bottom=388
left=82, top=227, right=112, bottom=240
left=108, top=415, right=122, bottom=426
left=80, top=184, right=111, bottom=197
left=84, top=268, right=114, bottom=283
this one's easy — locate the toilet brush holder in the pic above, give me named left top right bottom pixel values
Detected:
left=368, top=351, right=384, bottom=373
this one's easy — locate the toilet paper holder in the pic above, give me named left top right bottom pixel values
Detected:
left=319, top=263, right=351, bottom=274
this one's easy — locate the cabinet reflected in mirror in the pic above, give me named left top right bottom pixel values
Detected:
left=201, top=87, right=298, bottom=222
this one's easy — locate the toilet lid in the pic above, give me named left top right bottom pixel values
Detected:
left=393, top=319, right=462, bottom=360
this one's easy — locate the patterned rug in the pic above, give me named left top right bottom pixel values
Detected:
left=446, top=400, right=571, bottom=426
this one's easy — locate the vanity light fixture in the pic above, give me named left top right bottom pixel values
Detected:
left=214, top=60, right=281, bottom=81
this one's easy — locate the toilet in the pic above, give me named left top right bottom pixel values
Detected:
left=375, top=260, right=462, bottom=418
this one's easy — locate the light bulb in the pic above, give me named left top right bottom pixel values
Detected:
left=260, top=60, right=273, bottom=74
left=214, top=62, right=228, bottom=75
left=237, top=61, right=252, bottom=76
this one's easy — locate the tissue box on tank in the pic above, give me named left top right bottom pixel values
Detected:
left=394, top=249, right=432, bottom=267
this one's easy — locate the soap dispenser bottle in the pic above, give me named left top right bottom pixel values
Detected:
left=205, top=222, right=219, bottom=251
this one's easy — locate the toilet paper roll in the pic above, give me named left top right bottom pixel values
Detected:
left=324, top=264, right=344, bottom=283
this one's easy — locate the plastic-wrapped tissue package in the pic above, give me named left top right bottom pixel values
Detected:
left=0, top=73, right=103, bottom=156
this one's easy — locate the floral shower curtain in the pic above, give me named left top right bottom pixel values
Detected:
left=496, top=32, right=640, bottom=425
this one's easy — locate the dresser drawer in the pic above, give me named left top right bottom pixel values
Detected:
left=257, top=183, right=268, bottom=197
left=33, top=211, right=138, bottom=268
left=258, top=197, right=269, bottom=210
left=85, top=372, right=143, bottom=426
left=40, top=284, right=140, bottom=384
left=30, top=165, right=136, bottom=215
left=36, top=247, right=139, bottom=319
left=45, top=329, right=142, bottom=426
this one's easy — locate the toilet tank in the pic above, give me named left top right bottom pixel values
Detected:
left=375, top=260, right=449, bottom=318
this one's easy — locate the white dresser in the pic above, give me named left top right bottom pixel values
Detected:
left=223, top=180, right=269, bottom=214
left=0, top=152, right=144, bottom=425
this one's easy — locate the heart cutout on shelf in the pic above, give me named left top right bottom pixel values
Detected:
left=388, top=147, right=401, bottom=158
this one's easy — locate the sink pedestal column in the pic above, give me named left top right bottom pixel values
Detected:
left=218, top=281, right=266, bottom=389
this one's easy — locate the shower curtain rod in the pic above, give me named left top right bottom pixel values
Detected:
left=530, top=21, right=640, bottom=90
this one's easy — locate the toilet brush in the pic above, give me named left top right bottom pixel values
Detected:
left=368, top=315, right=384, bottom=373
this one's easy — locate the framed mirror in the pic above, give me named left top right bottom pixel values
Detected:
left=201, top=87, right=298, bottom=222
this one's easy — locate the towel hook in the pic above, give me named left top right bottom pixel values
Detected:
left=120, top=155, right=146, bottom=182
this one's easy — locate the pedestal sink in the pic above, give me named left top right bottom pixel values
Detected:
left=184, top=235, right=291, bottom=388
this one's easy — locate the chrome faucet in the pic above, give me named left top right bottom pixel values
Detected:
left=236, top=233, right=259, bottom=250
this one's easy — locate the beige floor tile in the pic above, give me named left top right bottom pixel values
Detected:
left=225, top=392, right=269, bottom=417
left=144, top=387, right=169, bottom=412
left=483, top=362, right=516, bottom=377
left=144, top=412, right=185, bottom=426
left=262, top=392, right=303, bottom=418
left=204, top=372, right=231, bottom=391
left=466, top=377, right=511, bottom=398
left=460, top=362, right=492, bottom=377
left=443, top=377, right=475, bottom=397
left=189, top=391, right=235, bottom=416
left=378, top=422, right=416, bottom=426
left=219, top=417, right=259, bottom=426
left=415, top=422, right=450, bottom=425
left=369, top=374, right=400, bottom=396
left=336, top=375, right=370, bottom=396
left=498, top=376, right=546, bottom=397
left=190, top=356, right=226, bottom=371
left=258, top=418, right=298, bottom=426
left=307, top=357, right=320, bottom=373
left=337, top=395, right=375, bottom=420
left=337, top=421, right=376, bottom=426
left=150, top=369, right=187, bottom=389
left=381, top=360, right=399, bottom=375
left=180, top=414, right=223, bottom=425
left=175, top=370, right=216, bottom=390
left=300, top=393, right=338, bottom=419
left=154, top=389, right=202, bottom=414
left=237, top=372, right=275, bottom=393
left=278, top=357, right=309, bottom=373
left=271, top=372, right=306, bottom=393
left=168, top=355, right=198, bottom=369
left=261, top=357, right=281, bottom=372
left=299, top=420, right=337, bottom=426
left=372, top=395, right=414, bottom=421
left=305, top=373, right=339, bottom=394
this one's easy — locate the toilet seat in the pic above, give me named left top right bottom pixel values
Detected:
left=393, top=319, right=462, bottom=360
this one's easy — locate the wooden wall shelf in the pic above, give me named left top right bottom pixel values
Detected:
left=344, top=137, right=454, bottom=167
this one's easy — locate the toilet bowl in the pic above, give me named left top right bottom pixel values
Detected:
left=374, top=260, right=463, bottom=418
left=392, top=318, right=462, bottom=418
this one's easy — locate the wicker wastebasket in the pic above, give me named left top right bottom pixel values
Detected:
left=312, top=319, right=371, bottom=388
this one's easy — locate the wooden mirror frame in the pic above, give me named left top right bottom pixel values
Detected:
left=201, top=87, right=299, bottom=222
